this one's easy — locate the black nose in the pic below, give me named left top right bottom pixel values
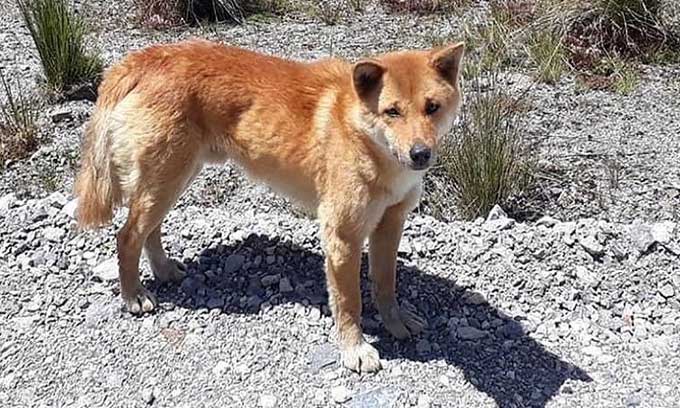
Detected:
left=409, top=143, right=431, bottom=169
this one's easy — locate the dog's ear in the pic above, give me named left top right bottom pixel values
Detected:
left=430, top=42, right=465, bottom=86
left=353, top=60, right=385, bottom=100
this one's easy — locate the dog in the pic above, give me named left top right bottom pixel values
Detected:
left=74, top=39, right=464, bottom=373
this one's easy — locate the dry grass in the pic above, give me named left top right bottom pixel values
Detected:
left=0, top=72, right=40, bottom=169
left=313, top=1, right=344, bottom=25
left=527, top=28, right=566, bottom=83
left=544, top=0, right=677, bottom=69
left=347, top=0, right=368, bottom=12
left=491, top=0, right=537, bottom=27
left=457, top=19, right=513, bottom=79
left=381, top=0, right=471, bottom=14
left=136, top=0, right=295, bottom=27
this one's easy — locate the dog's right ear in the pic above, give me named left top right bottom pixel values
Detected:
left=353, top=60, right=385, bottom=100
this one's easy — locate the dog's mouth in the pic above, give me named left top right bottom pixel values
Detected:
left=409, top=160, right=432, bottom=171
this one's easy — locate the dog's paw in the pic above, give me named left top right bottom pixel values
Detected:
left=341, top=341, right=382, bottom=373
left=151, top=258, right=186, bottom=283
left=378, top=301, right=427, bottom=339
left=123, top=286, right=158, bottom=315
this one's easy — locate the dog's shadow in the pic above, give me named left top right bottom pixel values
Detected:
left=152, top=233, right=590, bottom=407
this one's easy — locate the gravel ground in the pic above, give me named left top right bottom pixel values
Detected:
left=1, top=1, right=679, bottom=407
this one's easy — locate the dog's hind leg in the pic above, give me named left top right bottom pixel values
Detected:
left=116, top=142, right=200, bottom=314
left=144, top=165, right=202, bottom=283
left=144, top=224, right=186, bottom=283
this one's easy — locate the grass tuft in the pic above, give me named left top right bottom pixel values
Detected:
left=423, top=72, right=533, bottom=220
left=0, top=72, right=40, bottom=169
left=528, top=28, right=566, bottom=84
left=17, top=0, right=102, bottom=99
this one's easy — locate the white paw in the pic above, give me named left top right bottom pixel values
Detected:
left=341, top=341, right=382, bottom=373
left=123, top=286, right=157, bottom=315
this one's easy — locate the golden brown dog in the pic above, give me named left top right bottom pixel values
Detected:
left=74, top=39, right=464, bottom=373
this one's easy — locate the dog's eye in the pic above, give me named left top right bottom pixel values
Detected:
left=425, top=101, right=440, bottom=115
left=384, top=107, right=401, bottom=117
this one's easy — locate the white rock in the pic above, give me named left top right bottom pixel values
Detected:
left=43, top=227, right=66, bottom=242
left=234, top=363, right=250, bottom=375
left=536, top=216, right=558, bottom=227
left=651, top=221, right=675, bottom=244
left=486, top=204, right=508, bottom=222
left=582, top=345, right=602, bottom=357
left=579, top=235, right=604, bottom=257
left=47, top=192, right=68, bottom=208
left=390, top=365, right=403, bottom=377
left=330, top=385, right=351, bottom=403
left=62, top=198, right=79, bottom=219
left=417, top=395, right=433, bottom=408
left=212, top=361, right=229, bottom=376
left=93, top=258, right=119, bottom=281
left=598, top=354, right=615, bottom=364
left=555, top=221, right=577, bottom=246
left=630, top=220, right=655, bottom=252
left=555, top=221, right=576, bottom=236
left=483, top=218, right=515, bottom=231
left=575, top=266, right=597, bottom=287
left=142, top=387, right=155, bottom=405
left=0, top=193, right=17, bottom=212
left=659, top=283, right=675, bottom=298
left=258, top=394, right=277, bottom=408
left=314, top=388, right=326, bottom=402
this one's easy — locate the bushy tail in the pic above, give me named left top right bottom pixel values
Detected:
left=74, top=114, right=121, bottom=229
left=74, top=63, right=140, bottom=230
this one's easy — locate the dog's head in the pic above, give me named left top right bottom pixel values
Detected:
left=352, top=43, right=465, bottom=171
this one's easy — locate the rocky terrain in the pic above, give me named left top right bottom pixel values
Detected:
left=1, top=1, right=679, bottom=407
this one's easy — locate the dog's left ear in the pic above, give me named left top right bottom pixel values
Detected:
left=430, top=42, right=465, bottom=86
left=353, top=59, right=385, bottom=100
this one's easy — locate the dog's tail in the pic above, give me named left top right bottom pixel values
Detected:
left=74, top=64, right=140, bottom=230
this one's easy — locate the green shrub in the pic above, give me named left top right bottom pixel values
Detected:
left=17, top=0, right=102, bottom=98
left=0, top=72, right=40, bottom=169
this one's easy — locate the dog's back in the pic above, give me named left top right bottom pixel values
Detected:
left=75, top=40, right=345, bottom=229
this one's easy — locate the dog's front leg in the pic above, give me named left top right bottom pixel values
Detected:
left=321, top=218, right=381, bottom=373
left=369, top=187, right=426, bottom=339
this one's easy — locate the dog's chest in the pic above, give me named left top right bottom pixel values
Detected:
left=381, top=170, right=423, bottom=208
